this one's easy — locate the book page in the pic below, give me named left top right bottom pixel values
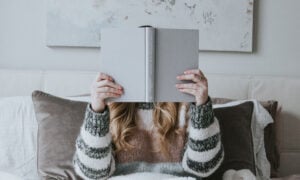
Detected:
left=99, top=28, right=146, bottom=102
left=155, top=28, right=199, bottom=102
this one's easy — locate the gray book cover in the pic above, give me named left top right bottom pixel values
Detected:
left=99, top=27, right=199, bottom=102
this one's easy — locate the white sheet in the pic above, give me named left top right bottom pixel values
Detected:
left=108, top=170, right=256, bottom=180
left=108, top=172, right=195, bottom=180
left=223, top=169, right=256, bottom=180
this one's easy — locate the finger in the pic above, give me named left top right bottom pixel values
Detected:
left=198, top=83, right=208, bottom=90
left=95, top=72, right=113, bottom=82
left=184, top=69, right=205, bottom=77
left=177, top=83, right=208, bottom=93
left=177, top=74, right=201, bottom=83
left=175, top=83, right=199, bottom=90
left=95, top=87, right=123, bottom=94
left=96, top=92, right=122, bottom=99
left=184, top=69, right=201, bottom=75
left=177, top=88, right=197, bottom=96
left=95, top=80, right=123, bottom=89
left=198, top=76, right=207, bottom=83
left=184, top=69, right=207, bottom=81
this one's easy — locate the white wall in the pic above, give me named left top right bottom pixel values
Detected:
left=0, top=0, right=300, bottom=77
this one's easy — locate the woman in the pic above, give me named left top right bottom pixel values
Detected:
left=73, top=69, right=224, bottom=179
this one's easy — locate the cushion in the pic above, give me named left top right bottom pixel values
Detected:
left=32, top=90, right=88, bottom=179
left=0, top=96, right=38, bottom=179
left=211, top=97, right=279, bottom=177
left=205, top=101, right=256, bottom=179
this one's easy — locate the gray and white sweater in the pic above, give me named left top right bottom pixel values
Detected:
left=73, top=98, right=224, bottom=180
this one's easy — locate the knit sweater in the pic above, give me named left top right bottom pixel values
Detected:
left=73, top=98, right=224, bottom=180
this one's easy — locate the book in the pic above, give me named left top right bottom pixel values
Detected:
left=99, top=27, right=199, bottom=102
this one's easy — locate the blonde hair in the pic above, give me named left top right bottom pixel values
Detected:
left=108, top=102, right=188, bottom=157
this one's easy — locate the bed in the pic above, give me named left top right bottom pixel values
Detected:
left=0, top=69, right=299, bottom=179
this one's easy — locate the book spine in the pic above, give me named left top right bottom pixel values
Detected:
left=145, top=27, right=155, bottom=102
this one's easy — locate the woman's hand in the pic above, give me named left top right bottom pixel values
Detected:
left=175, top=69, right=208, bottom=106
left=91, top=73, right=124, bottom=113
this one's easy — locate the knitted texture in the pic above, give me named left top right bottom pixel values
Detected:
left=73, top=98, right=224, bottom=179
left=84, top=105, right=110, bottom=137
left=189, top=99, right=214, bottom=129
left=73, top=104, right=115, bottom=179
left=136, top=102, right=155, bottom=110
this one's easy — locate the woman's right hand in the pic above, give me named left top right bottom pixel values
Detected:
left=91, top=73, right=124, bottom=113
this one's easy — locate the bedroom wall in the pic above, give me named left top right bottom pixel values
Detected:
left=0, top=0, right=300, bottom=77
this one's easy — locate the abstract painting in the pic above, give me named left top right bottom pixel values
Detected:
left=47, top=0, right=254, bottom=52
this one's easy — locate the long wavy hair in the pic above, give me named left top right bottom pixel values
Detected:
left=107, top=102, right=189, bottom=157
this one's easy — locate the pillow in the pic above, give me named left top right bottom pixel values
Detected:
left=32, top=90, right=88, bottom=179
left=204, top=101, right=256, bottom=180
left=211, top=98, right=279, bottom=177
left=260, top=101, right=280, bottom=178
left=0, top=96, right=39, bottom=180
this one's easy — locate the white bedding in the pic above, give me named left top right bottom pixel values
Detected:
left=0, top=96, right=39, bottom=180
left=108, top=172, right=195, bottom=180
left=108, top=170, right=256, bottom=180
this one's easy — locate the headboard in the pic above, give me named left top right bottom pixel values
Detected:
left=1, top=69, right=300, bottom=176
left=0, top=69, right=96, bottom=97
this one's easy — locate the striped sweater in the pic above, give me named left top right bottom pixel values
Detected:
left=73, top=98, right=224, bottom=179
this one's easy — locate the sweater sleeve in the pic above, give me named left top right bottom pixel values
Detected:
left=182, top=97, right=224, bottom=177
left=73, top=104, right=115, bottom=180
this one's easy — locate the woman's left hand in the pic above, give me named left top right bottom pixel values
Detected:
left=175, top=69, right=209, bottom=106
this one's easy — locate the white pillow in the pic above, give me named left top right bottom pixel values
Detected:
left=0, top=96, right=38, bottom=180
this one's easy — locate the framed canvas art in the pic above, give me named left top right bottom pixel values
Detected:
left=47, top=0, right=254, bottom=52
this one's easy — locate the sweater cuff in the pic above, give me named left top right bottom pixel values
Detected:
left=189, top=96, right=214, bottom=129
left=83, top=104, right=110, bottom=137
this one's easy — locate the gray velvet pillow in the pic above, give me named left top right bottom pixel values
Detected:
left=32, top=90, right=87, bottom=179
